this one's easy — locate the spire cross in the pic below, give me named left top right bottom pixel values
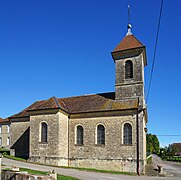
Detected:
left=128, top=5, right=130, bottom=24
left=126, top=5, right=132, bottom=36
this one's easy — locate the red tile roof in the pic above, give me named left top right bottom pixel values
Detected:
left=0, top=118, right=10, bottom=124
left=113, top=35, right=144, bottom=52
left=28, top=97, right=68, bottom=112
left=9, top=93, right=138, bottom=118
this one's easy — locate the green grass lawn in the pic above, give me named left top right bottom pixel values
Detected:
left=57, top=174, right=79, bottom=180
left=147, top=156, right=152, bottom=164
left=20, top=168, right=79, bottom=180
left=59, top=166, right=136, bottom=175
left=3, top=154, right=27, bottom=162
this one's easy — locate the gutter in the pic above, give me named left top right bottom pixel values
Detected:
left=136, top=106, right=140, bottom=176
left=136, top=99, right=146, bottom=176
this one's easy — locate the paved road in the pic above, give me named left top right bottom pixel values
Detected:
left=152, top=154, right=181, bottom=177
left=2, top=157, right=181, bottom=180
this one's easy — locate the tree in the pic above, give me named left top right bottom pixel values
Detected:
left=146, top=133, right=160, bottom=155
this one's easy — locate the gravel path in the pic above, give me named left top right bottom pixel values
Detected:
left=152, top=154, right=181, bottom=177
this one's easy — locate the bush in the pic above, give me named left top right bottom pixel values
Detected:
left=164, top=156, right=181, bottom=162
left=3, top=152, right=7, bottom=156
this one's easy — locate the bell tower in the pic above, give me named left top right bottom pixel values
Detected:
left=111, top=24, right=147, bottom=105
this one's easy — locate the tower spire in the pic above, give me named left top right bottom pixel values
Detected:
left=126, top=5, right=132, bottom=36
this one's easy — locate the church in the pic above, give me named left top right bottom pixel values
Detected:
left=9, top=24, right=148, bottom=174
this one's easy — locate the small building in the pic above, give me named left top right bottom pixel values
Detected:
left=171, top=143, right=181, bottom=156
left=9, top=25, right=148, bottom=174
left=0, top=118, right=10, bottom=149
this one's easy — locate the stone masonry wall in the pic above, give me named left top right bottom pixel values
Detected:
left=69, top=112, right=142, bottom=173
left=10, top=120, right=30, bottom=158
left=115, top=52, right=144, bottom=101
left=29, top=111, right=69, bottom=166
left=57, top=111, right=69, bottom=166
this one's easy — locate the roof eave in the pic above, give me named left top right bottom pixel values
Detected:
left=27, top=107, right=69, bottom=116
left=111, top=46, right=146, bottom=62
left=69, top=107, right=138, bottom=115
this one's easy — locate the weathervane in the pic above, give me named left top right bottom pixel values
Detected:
left=126, top=5, right=132, bottom=36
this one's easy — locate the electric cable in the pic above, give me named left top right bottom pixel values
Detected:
left=146, top=0, right=164, bottom=103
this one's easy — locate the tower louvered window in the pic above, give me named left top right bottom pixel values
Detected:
left=77, top=125, right=83, bottom=145
left=97, top=125, right=105, bottom=145
left=41, top=122, right=48, bottom=143
left=125, top=60, right=133, bottom=79
left=123, top=123, right=132, bottom=144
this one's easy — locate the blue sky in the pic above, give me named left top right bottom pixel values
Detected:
left=0, top=0, right=180, bottom=147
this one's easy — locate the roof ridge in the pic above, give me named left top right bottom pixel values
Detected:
left=52, top=96, right=69, bottom=113
left=130, top=35, right=144, bottom=46
left=58, top=99, right=70, bottom=112
left=60, top=94, right=97, bottom=100
left=53, top=96, right=61, bottom=109
left=60, top=92, right=115, bottom=100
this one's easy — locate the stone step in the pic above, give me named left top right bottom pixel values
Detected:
left=145, top=164, right=159, bottom=176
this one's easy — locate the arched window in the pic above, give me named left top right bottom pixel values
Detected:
left=125, top=60, right=133, bottom=79
left=123, top=123, right=132, bottom=144
left=76, top=125, right=84, bottom=145
left=41, top=122, right=48, bottom=143
left=97, top=125, right=105, bottom=145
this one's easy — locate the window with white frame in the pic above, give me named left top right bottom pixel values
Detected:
left=7, top=125, right=10, bottom=133
left=123, top=123, right=132, bottom=144
left=0, top=126, right=2, bottom=134
left=76, top=125, right=84, bottom=145
left=7, top=137, right=10, bottom=145
left=40, top=122, right=48, bottom=143
left=0, top=137, right=2, bottom=146
left=97, top=124, right=105, bottom=145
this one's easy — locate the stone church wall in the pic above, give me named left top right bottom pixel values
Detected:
left=115, top=53, right=144, bottom=100
left=10, top=110, right=146, bottom=173
left=10, top=119, right=30, bottom=159
left=69, top=112, right=141, bottom=173
left=29, top=111, right=69, bottom=166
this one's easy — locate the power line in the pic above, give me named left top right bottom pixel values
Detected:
left=146, top=0, right=164, bottom=103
